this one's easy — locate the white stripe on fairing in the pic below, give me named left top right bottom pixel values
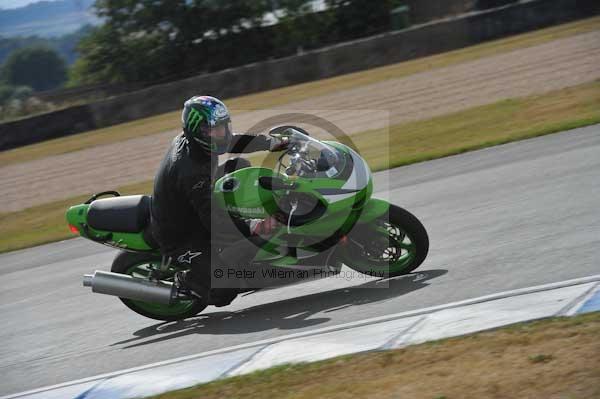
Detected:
left=342, top=147, right=371, bottom=191
left=323, top=192, right=357, bottom=203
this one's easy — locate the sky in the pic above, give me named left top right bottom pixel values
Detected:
left=0, top=0, right=60, bottom=9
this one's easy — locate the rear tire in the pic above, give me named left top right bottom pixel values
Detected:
left=111, top=251, right=207, bottom=321
left=343, top=205, right=429, bottom=278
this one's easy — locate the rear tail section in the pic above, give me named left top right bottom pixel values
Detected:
left=65, top=191, right=158, bottom=252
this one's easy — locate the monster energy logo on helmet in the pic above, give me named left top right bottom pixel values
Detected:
left=185, top=108, right=206, bottom=134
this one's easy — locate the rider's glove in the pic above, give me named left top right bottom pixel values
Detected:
left=269, top=137, right=289, bottom=152
left=249, top=216, right=280, bottom=236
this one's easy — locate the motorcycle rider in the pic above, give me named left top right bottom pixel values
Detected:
left=151, top=95, right=287, bottom=306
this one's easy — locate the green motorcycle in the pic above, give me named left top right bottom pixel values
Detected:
left=70, top=126, right=428, bottom=321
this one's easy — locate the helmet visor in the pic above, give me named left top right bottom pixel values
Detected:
left=197, top=120, right=232, bottom=154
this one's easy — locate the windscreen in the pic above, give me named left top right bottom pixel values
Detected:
left=278, top=129, right=347, bottom=178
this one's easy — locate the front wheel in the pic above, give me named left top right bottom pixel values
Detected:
left=111, top=251, right=207, bottom=321
left=342, top=205, right=429, bottom=278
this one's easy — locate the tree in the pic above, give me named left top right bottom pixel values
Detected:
left=0, top=46, right=67, bottom=91
left=70, top=0, right=396, bottom=86
left=73, top=0, right=272, bottom=85
left=0, top=25, right=94, bottom=67
left=326, top=0, right=394, bottom=41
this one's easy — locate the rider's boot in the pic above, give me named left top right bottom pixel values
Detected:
left=175, top=270, right=237, bottom=307
left=209, top=288, right=238, bottom=307
left=174, top=270, right=209, bottom=299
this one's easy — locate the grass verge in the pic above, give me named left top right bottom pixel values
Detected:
left=149, top=312, right=600, bottom=399
left=348, top=80, right=600, bottom=171
left=1, top=81, right=599, bottom=253
left=1, top=16, right=599, bottom=167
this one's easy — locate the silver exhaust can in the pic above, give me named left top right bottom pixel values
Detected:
left=83, top=270, right=175, bottom=304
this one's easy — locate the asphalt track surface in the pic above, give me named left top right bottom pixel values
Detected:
left=1, top=125, right=599, bottom=396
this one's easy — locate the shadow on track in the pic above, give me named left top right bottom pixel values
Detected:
left=112, top=269, right=447, bottom=349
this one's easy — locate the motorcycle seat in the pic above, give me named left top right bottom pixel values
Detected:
left=87, top=195, right=151, bottom=233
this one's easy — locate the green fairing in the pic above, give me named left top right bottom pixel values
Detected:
left=65, top=204, right=156, bottom=252
left=212, top=141, right=387, bottom=243
left=355, top=198, right=390, bottom=224
left=213, top=167, right=280, bottom=218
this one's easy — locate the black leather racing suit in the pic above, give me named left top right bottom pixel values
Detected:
left=150, top=132, right=271, bottom=297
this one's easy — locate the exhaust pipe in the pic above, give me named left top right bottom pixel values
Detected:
left=83, top=270, right=176, bottom=304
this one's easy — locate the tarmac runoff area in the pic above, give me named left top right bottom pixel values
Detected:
left=2, top=275, right=599, bottom=399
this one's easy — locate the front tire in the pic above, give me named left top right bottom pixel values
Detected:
left=111, top=251, right=207, bottom=321
left=342, top=205, right=429, bottom=278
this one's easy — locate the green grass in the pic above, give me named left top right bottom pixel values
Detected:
left=1, top=15, right=599, bottom=167
left=348, top=80, right=600, bottom=171
left=1, top=80, right=598, bottom=253
left=147, top=312, right=600, bottom=399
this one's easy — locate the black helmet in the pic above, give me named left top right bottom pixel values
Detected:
left=182, top=96, right=232, bottom=155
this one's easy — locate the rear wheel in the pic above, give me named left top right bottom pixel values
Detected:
left=343, top=205, right=429, bottom=277
left=111, top=251, right=207, bottom=321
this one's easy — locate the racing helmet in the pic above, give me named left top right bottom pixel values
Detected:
left=182, top=96, right=232, bottom=155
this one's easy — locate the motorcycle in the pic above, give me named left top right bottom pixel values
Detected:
left=69, top=126, right=429, bottom=321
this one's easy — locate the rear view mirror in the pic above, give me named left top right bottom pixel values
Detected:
left=268, top=125, right=310, bottom=139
